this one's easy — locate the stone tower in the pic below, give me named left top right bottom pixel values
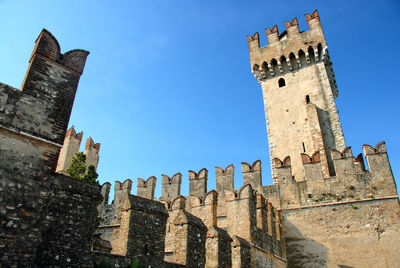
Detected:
left=247, top=10, right=346, bottom=181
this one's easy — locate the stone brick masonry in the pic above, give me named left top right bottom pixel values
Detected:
left=1, top=9, right=399, bottom=268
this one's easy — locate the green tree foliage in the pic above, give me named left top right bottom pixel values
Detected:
left=66, top=152, right=86, bottom=179
left=66, top=152, right=99, bottom=183
left=82, top=165, right=99, bottom=183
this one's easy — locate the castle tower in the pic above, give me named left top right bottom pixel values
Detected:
left=247, top=10, right=346, bottom=180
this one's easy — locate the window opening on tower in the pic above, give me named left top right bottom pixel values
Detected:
left=278, top=78, right=286, bottom=87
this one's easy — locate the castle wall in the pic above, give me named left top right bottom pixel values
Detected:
left=172, top=210, right=207, bottom=267
left=0, top=30, right=88, bottom=171
left=283, top=199, right=400, bottom=268
left=111, top=194, right=168, bottom=267
left=271, top=143, right=398, bottom=210
left=267, top=142, right=400, bottom=267
left=215, top=165, right=234, bottom=229
left=0, top=164, right=102, bottom=267
left=206, top=226, right=232, bottom=267
left=250, top=246, right=286, bottom=268
left=231, top=236, right=251, bottom=268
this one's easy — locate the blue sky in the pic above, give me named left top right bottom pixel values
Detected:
left=0, top=0, right=399, bottom=199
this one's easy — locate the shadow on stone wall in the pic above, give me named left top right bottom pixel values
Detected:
left=284, top=219, right=328, bottom=268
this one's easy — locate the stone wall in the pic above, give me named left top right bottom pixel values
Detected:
left=269, top=143, right=398, bottom=210
left=283, top=199, right=400, bottom=267
left=0, top=164, right=102, bottom=267
left=111, top=194, right=169, bottom=267
left=0, top=29, right=89, bottom=171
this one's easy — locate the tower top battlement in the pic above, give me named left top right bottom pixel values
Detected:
left=247, top=10, right=327, bottom=81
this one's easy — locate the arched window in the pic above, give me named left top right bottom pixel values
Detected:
left=308, top=46, right=315, bottom=64
left=298, top=49, right=306, bottom=67
left=306, top=95, right=310, bottom=104
left=253, top=64, right=260, bottom=79
left=270, top=59, right=279, bottom=75
left=289, top=52, right=298, bottom=70
left=317, top=43, right=323, bottom=61
left=262, top=62, right=271, bottom=78
left=279, top=78, right=286, bottom=87
left=253, top=64, right=259, bottom=73
left=280, top=56, right=289, bottom=73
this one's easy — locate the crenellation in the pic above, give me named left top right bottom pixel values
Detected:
left=85, top=136, right=101, bottom=170
left=331, top=147, right=356, bottom=177
left=353, top=153, right=366, bottom=173
left=190, top=190, right=218, bottom=227
left=189, top=168, right=208, bottom=197
left=215, top=164, right=234, bottom=200
left=100, top=182, right=111, bottom=205
left=301, top=152, right=324, bottom=183
left=265, top=25, right=279, bottom=45
left=304, top=10, right=321, bottom=30
left=362, top=142, right=397, bottom=196
left=56, top=128, right=101, bottom=175
left=242, top=160, right=262, bottom=189
left=137, top=176, right=157, bottom=200
left=114, top=179, right=133, bottom=208
left=284, top=18, right=299, bottom=38
left=1, top=10, right=399, bottom=268
left=162, top=172, right=182, bottom=201
left=272, top=156, right=293, bottom=184
left=55, top=126, right=83, bottom=173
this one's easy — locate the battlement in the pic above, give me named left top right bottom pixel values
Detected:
left=161, top=172, right=182, bottom=201
left=95, top=139, right=395, bottom=267
left=56, top=127, right=101, bottom=174
left=272, top=141, right=398, bottom=209
left=225, top=184, right=254, bottom=201
left=85, top=136, right=101, bottom=152
left=65, top=127, right=83, bottom=141
left=0, top=29, right=89, bottom=171
left=242, top=160, right=262, bottom=189
left=137, top=176, right=157, bottom=200
left=189, top=168, right=208, bottom=197
left=28, top=29, right=89, bottom=75
left=247, top=10, right=329, bottom=83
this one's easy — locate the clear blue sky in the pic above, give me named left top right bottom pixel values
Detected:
left=1, top=0, right=399, bottom=199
